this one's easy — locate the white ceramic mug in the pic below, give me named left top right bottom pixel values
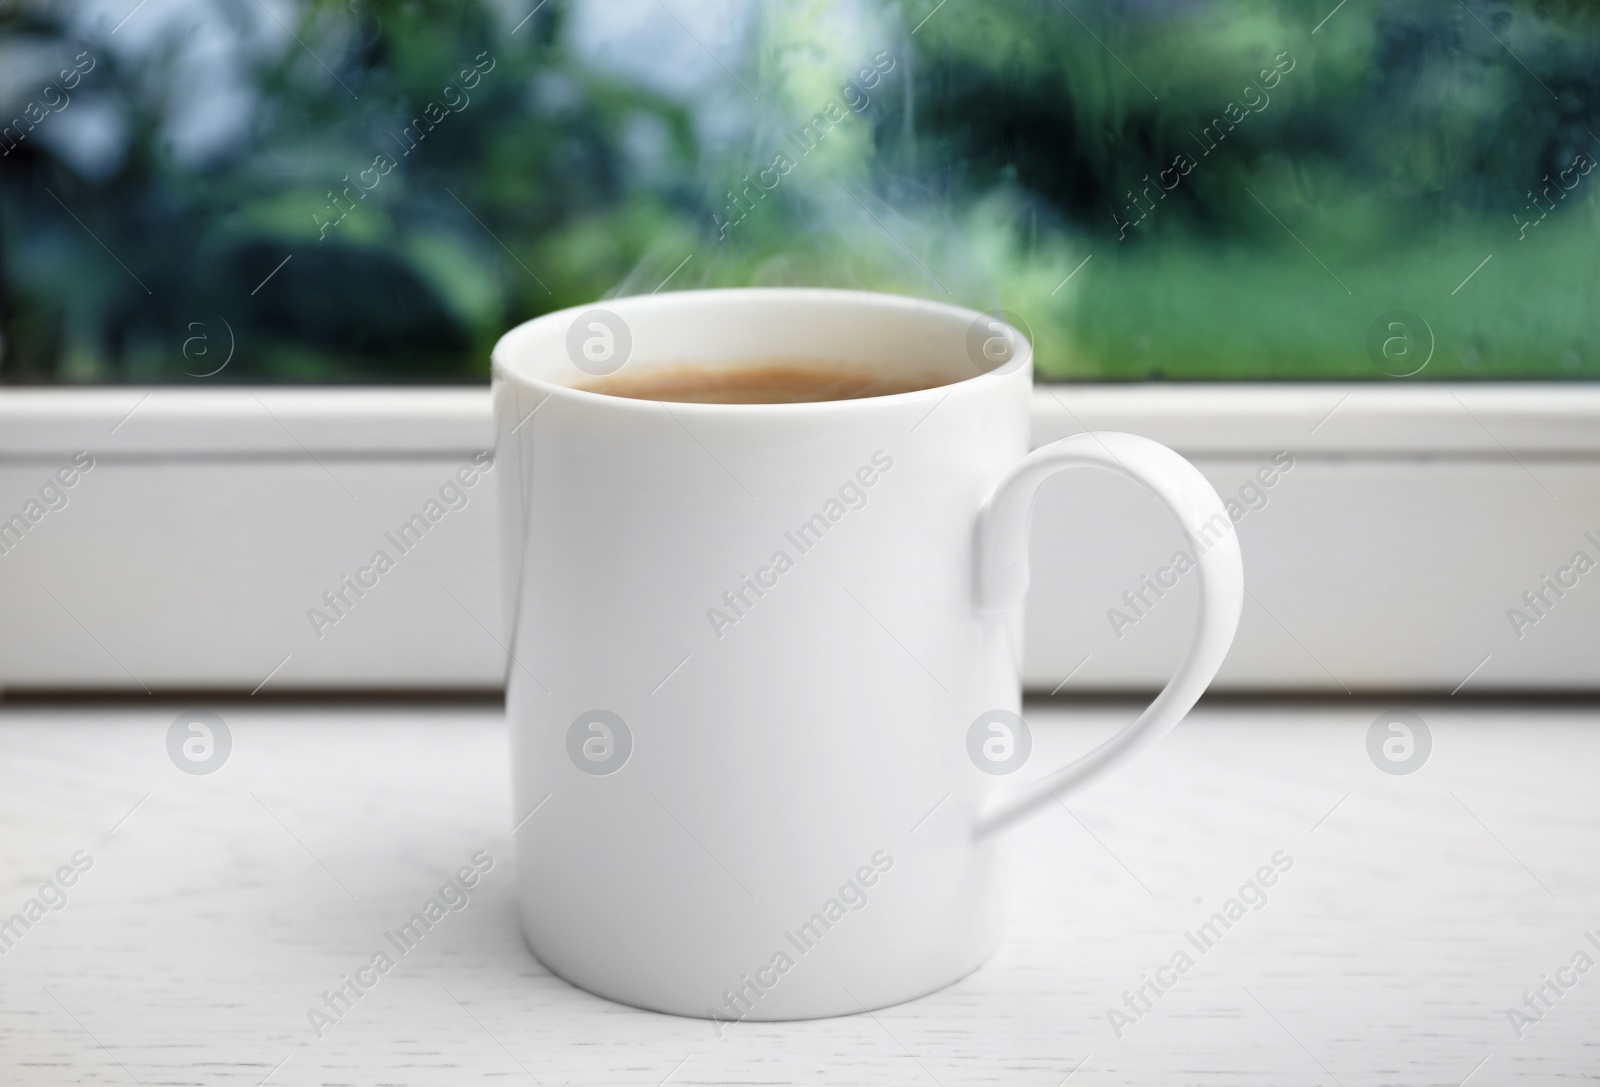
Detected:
left=491, top=288, right=1242, bottom=1024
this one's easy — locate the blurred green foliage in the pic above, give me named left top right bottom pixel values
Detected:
left=1, top=0, right=1598, bottom=383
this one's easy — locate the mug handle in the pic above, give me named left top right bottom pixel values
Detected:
left=971, top=431, right=1244, bottom=839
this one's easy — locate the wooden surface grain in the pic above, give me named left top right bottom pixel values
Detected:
left=1, top=699, right=1595, bottom=1085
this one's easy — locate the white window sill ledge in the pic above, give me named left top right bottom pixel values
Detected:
left=1, top=699, right=1594, bottom=1079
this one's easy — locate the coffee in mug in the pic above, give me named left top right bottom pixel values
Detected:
left=579, top=361, right=944, bottom=404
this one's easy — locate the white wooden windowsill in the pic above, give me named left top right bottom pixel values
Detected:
left=0, top=698, right=1594, bottom=1084
left=2, top=383, right=1598, bottom=694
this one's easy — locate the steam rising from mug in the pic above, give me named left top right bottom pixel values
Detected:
left=602, top=21, right=1080, bottom=323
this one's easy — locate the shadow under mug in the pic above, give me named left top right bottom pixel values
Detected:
left=491, top=288, right=1243, bottom=1023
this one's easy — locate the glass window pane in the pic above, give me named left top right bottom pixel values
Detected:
left=2, top=0, right=1593, bottom=383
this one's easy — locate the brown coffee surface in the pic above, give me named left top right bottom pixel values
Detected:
left=578, top=362, right=944, bottom=404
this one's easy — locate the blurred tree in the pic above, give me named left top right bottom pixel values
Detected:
left=891, top=0, right=1600, bottom=378
left=0, top=0, right=696, bottom=382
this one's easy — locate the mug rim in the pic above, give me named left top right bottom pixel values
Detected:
left=489, top=287, right=1032, bottom=415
